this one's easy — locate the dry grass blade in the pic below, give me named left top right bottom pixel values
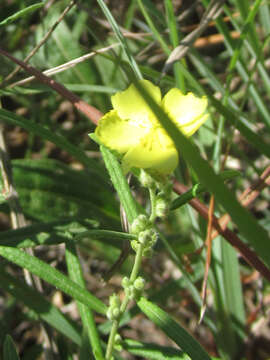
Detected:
left=3, top=0, right=76, bottom=84
left=9, top=43, right=120, bottom=88
left=0, top=48, right=103, bottom=125
left=162, top=0, right=226, bottom=74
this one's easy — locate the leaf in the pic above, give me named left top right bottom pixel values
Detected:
left=122, top=339, right=190, bottom=360
left=65, top=242, right=104, bottom=359
left=96, top=0, right=142, bottom=79
left=137, top=297, right=211, bottom=360
left=0, top=219, right=89, bottom=248
left=170, top=170, right=240, bottom=210
left=3, top=335, right=20, bottom=360
left=0, top=246, right=107, bottom=315
left=0, top=3, right=44, bottom=26
left=99, top=145, right=140, bottom=224
left=0, top=268, right=82, bottom=346
left=0, top=158, right=118, bottom=224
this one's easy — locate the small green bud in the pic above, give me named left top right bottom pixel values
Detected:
left=107, top=294, right=121, bottom=320
left=138, top=229, right=156, bottom=245
left=106, top=309, right=113, bottom=320
left=114, top=334, right=123, bottom=351
left=114, top=334, right=122, bottom=345
left=143, top=247, right=154, bottom=258
left=131, top=215, right=150, bottom=235
left=139, top=169, right=156, bottom=189
left=131, top=239, right=139, bottom=252
left=121, top=276, right=130, bottom=288
left=155, top=196, right=169, bottom=218
left=128, top=285, right=135, bottom=299
left=109, top=294, right=120, bottom=307
left=112, top=307, right=120, bottom=319
left=134, top=277, right=145, bottom=291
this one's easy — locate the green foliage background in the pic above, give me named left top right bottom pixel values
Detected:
left=0, top=0, right=269, bottom=359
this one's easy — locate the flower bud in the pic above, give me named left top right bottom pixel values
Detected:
left=139, top=169, right=156, bottom=189
left=156, top=196, right=169, bottom=218
left=131, top=214, right=150, bottom=234
left=134, top=277, right=145, bottom=291
left=121, top=276, right=130, bottom=288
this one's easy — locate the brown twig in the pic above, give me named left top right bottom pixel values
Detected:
left=0, top=48, right=103, bottom=125
left=173, top=180, right=270, bottom=283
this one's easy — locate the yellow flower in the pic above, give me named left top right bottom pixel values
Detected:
left=95, top=79, right=208, bottom=175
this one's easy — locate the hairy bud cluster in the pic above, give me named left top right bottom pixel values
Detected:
left=122, top=276, right=145, bottom=300
left=130, top=215, right=157, bottom=257
left=106, top=294, right=121, bottom=321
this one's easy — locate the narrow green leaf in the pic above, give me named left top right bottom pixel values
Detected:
left=0, top=267, right=82, bottom=346
left=100, top=145, right=140, bottom=224
left=74, top=230, right=136, bottom=242
left=0, top=246, right=107, bottom=315
left=3, top=335, right=19, bottom=360
left=5, top=158, right=117, bottom=224
left=221, top=241, right=246, bottom=340
left=137, top=297, right=211, bottom=360
left=0, top=2, right=44, bottom=26
left=137, top=0, right=170, bottom=55
left=122, top=339, right=189, bottom=360
left=96, top=0, right=142, bottom=79
left=171, top=170, right=241, bottom=210
left=66, top=242, right=104, bottom=360
left=0, top=220, right=89, bottom=248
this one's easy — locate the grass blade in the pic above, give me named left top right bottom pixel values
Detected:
left=66, top=242, right=104, bottom=359
left=0, top=246, right=107, bottom=315
left=0, top=2, right=44, bottom=26
left=3, top=335, right=20, bottom=360
left=137, top=297, right=211, bottom=360
left=0, top=266, right=82, bottom=345
left=96, top=0, right=142, bottom=79
left=99, top=145, right=140, bottom=224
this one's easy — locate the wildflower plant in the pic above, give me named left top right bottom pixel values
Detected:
left=90, top=79, right=209, bottom=358
left=1, top=1, right=270, bottom=360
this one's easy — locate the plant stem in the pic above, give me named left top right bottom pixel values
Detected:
left=105, top=243, right=144, bottom=359
left=149, top=187, right=157, bottom=223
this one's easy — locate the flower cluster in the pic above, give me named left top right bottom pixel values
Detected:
left=130, top=214, right=158, bottom=258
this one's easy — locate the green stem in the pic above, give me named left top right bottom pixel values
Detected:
left=149, top=187, right=157, bottom=223
left=105, top=243, right=144, bottom=359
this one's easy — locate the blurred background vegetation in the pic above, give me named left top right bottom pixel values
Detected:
left=0, top=0, right=270, bottom=359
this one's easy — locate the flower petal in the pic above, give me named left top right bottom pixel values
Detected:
left=111, top=79, right=162, bottom=126
left=122, top=128, right=178, bottom=175
left=162, top=89, right=208, bottom=137
left=95, top=110, right=149, bottom=153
